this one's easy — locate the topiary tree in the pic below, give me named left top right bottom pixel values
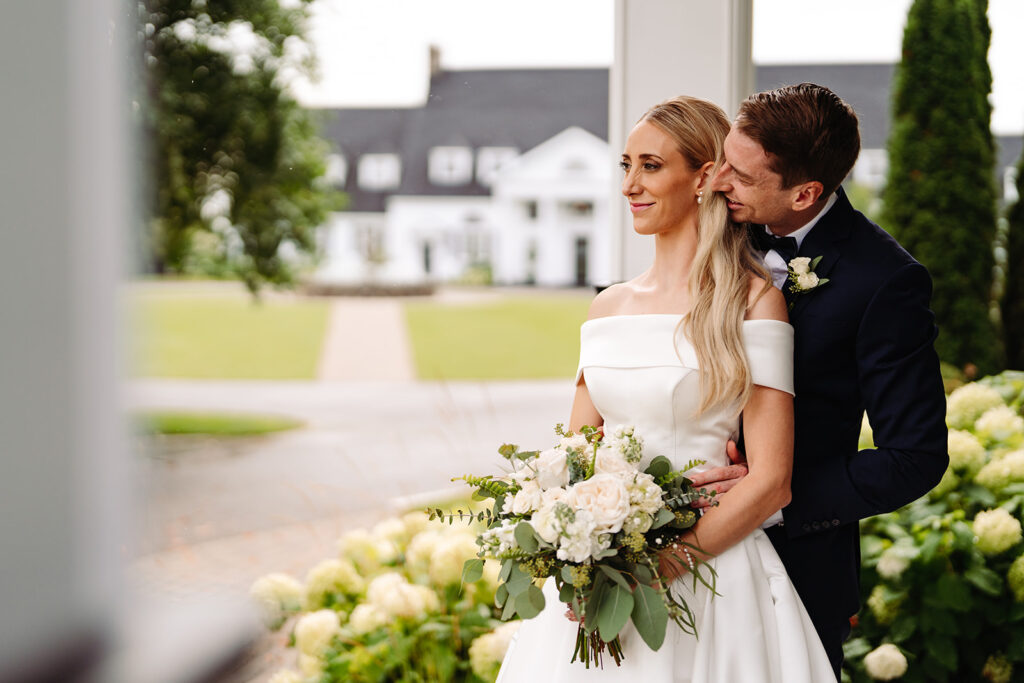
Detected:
left=882, top=0, right=1002, bottom=374
left=1004, top=153, right=1024, bottom=370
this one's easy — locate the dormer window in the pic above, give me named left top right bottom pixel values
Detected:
left=358, top=153, right=401, bottom=191
left=428, top=146, right=473, bottom=186
left=325, top=153, right=347, bottom=187
left=476, top=147, right=519, bottom=186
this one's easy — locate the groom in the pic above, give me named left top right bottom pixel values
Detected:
left=698, top=83, right=949, bottom=677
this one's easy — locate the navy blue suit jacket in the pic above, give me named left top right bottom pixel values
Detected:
left=767, top=188, right=948, bottom=641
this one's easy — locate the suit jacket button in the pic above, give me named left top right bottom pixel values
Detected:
left=811, top=521, right=821, bottom=530
left=802, top=523, right=811, bottom=532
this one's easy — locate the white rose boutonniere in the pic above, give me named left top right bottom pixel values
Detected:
left=786, top=255, right=829, bottom=298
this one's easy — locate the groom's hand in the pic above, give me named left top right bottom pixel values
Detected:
left=688, top=440, right=748, bottom=508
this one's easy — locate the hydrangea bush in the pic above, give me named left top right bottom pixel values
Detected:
left=251, top=510, right=515, bottom=682
left=844, top=371, right=1024, bottom=682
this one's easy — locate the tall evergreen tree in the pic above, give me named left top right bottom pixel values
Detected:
left=139, top=0, right=344, bottom=292
left=1003, top=155, right=1024, bottom=369
left=882, top=0, right=1001, bottom=373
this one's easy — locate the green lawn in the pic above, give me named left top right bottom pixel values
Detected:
left=404, top=296, right=590, bottom=380
left=131, top=285, right=329, bottom=379
left=135, top=410, right=304, bottom=436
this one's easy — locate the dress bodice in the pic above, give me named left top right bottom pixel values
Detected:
left=576, top=316, right=794, bottom=474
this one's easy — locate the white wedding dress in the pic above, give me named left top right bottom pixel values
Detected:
left=496, top=315, right=835, bottom=683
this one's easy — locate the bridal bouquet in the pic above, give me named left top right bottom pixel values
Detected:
left=429, top=424, right=716, bottom=668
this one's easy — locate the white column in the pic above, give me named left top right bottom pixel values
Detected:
left=608, top=0, right=753, bottom=282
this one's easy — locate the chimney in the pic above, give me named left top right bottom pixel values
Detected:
left=429, top=44, right=442, bottom=77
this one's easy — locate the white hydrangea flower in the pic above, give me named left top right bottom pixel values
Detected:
left=400, top=511, right=430, bottom=538
left=795, top=272, right=819, bottom=290
left=303, top=559, right=364, bottom=609
left=298, top=653, right=322, bottom=678
left=371, top=517, right=408, bottom=544
left=348, top=603, right=389, bottom=635
left=249, top=573, right=304, bottom=627
left=405, top=529, right=445, bottom=567
left=294, top=609, right=341, bottom=657
left=975, top=450, right=1024, bottom=491
left=337, top=528, right=397, bottom=573
left=975, top=405, right=1024, bottom=442
left=876, top=550, right=910, bottom=580
left=973, top=508, right=1023, bottom=555
left=569, top=473, right=632, bottom=534
left=428, top=532, right=480, bottom=586
left=863, top=643, right=908, bottom=680
left=469, top=621, right=522, bottom=680
left=946, top=383, right=1004, bottom=429
left=366, top=572, right=439, bottom=619
left=947, top=429, right=986, bottom=472
left=788, top=257, right=812, bottom=275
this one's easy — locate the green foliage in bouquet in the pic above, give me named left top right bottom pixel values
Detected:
left=251, top=511, right=518, bottom=682
left=437, top=425, right=717, bottom=669
left=844, top=371, right=1024, bottom=682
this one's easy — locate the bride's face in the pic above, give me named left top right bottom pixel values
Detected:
left=620, top=120, right=702, bottom=236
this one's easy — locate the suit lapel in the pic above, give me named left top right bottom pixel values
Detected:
left=786, top=188, right=854, bottom=321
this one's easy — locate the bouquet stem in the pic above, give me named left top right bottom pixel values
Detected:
left=571, top=624, right=624, bottom=668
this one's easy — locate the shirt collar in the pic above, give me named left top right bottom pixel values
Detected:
left=764, top=192, right=838, bottom=248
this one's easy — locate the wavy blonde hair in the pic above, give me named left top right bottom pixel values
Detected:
left=640, top=96, right=772, bottom=414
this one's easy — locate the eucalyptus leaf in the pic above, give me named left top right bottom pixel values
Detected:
left=584, top=574, right=607, bottom=634
left=500, top=559, right=513, bottom=582
left=630, top=584, right=668, bottom=650
left=597, top=584, right=634, bottom=642
left=506, top=563, right=533, bottom=596
left=514, top=521, right=540, bottom=553
left=559, top=582, right=576, bottom=604
left=964, top=565, right=1003, bottom=596
left=598, top=565, right=632, bottom=591
left=461, top=558, right=484, bottom=584
left=645, top=456, right=672, bottom=478
left=495, top=582, right=508, bottom=608
left=514, top=584, right=546, bottom=619
left=651, top=508, right=676, bottom=529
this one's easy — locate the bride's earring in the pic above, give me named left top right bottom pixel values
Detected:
left=696, top=190, right=704, bottom=205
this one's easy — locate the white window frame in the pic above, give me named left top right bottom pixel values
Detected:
left=357, top=153, right=401, bottom=191
left=428, top=146, right=474, bottom=186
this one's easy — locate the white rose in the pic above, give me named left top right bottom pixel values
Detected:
left=796, top=272, right=819, bottom=290
left=294, top=609, right=341, bottom=656
left=788, top=256, right=812, bottom=275
left=593, top=446, right=633, bottom=477
left=570, top=474, right=631, bottom=533
left=531, top=501, right=561, bottom=544
left=532, top=447, right=570, bottom=489
left=863, top=643, right=908, bottom=680
left=628, top=472, right=665, bottom=514
left=348, top=603, right=389, bottom=635
left=511, top=479, right=543, bottom=515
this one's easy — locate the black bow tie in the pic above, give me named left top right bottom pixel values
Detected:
left=749, top=226, right=799, bottom=262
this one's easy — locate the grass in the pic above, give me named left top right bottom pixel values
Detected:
left=135, top=410, right=304, bottom=436
left=404, top=296, right=590, bottom=380
left=131, top=284, right=330, bottom=379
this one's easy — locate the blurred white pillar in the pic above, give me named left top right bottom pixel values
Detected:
left=608, top=0, right=753, bottom=281
left=0, top=0, right=130, bottom=679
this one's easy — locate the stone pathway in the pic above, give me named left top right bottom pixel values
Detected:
left=317, top=299, right=416, bottom=381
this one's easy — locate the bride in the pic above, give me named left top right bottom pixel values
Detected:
left=496, top=96, right=835, bottom=682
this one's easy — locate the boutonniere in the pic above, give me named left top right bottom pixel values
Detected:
left=786, top=256, right=829, bottom=297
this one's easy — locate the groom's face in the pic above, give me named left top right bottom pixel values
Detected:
left=711, top=128, right=800, bottom=232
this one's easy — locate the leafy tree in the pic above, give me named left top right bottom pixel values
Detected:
left=1004, top=154, right=1024, bottom=369
left=882, top=0, right=1001, bottom=373
left=139, top=0, right=344, bottom=292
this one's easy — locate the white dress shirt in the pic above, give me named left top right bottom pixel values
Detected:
left=757, top=193, right=838, bottom=529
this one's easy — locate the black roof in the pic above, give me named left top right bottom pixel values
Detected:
left=319, top=68, right=608, bottom=212
left=318, top=64, right=1022, bottom=212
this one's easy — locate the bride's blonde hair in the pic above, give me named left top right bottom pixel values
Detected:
left=640, top=96, right=772, bottom=414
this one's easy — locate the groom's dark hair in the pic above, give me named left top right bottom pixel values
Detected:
left=736, top=83, right=860, bottom=197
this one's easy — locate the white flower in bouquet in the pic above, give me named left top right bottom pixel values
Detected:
left=531, top=447, right=570, bottom=489
left=337, top=528, right=397, bottom=573
left=531, top=500, right=563, bottom=545
left=604, top=424, right=644, bottom=463
left=628, top=472, right=665, bottom=515
left=348, top=603, right=389, bottom=635
left=789, top=256, right=812, bottom=275
left=366, top=572, right=439, bottom=619
left=555, top=507, right=603, bottom=563
left=947, top=429, right=987, bottom=472
left=975, top=450, right=1024, bottom=491
left=559, top=433, right=590, bottom=453
left=973, top=508, right=1023, bottom=555
left=863, top=643, right=908, bottom=680
left=304, top=559, right=364, bottom=609
left=946, top=383, right=1004, bottom=429
left=469, top=621, right=522, bottom=681
left=295, top=609, right=341, bottom=657
left=267, top=669, right=304, bottom=683
left=250, top=573, right=304, bottom=627
left=975, top=405, right=1024, bottom=442
left=875, top=549, right=911, bottom=580
left=429, top=532, right=480, bottom=586
left=479, top=520, right=517, bottom=554
left=593, top=446, right=633, bottom=477
left=569, top=473, right=632, bottom=534
left=510, top=479, right=544, bottom=515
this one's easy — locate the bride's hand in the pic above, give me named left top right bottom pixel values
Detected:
left=688, top=440, right=748, bottom=508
